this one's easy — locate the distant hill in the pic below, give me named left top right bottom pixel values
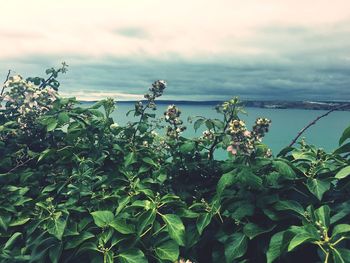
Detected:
left=80, top=100, right=350, bottom=111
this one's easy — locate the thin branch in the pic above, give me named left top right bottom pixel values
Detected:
left=289, top=103, right=350, bottom=147
left=39, top=73, right=55, bottom=89
left=5, top=157, right=34, bottom=175
left=1, top=69, right=11, bottom=96
left=208, top=114, right=234, bottom=160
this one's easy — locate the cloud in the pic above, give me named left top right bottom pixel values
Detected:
left=0, top=0, right=349, bottom=101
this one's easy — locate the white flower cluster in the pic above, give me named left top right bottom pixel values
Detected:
left=227, top=118, right=271, bottom=156
left=164, top=105, right=186, bottom=139
left=202, top=129, right=215, bottom=140
left=1, top=75, right=58, bottom=128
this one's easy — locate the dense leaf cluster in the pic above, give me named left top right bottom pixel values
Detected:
left=0, top=67, right=349, bottom=262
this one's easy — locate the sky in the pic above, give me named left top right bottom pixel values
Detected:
left=0, top=0, right=350, bottom=101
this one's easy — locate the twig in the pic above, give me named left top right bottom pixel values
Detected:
left=289, top=103, right=350, bottom=147
left=208, top=115, right=234, bottom=160
left=5, top=157, right=34, bottom=174
left=39, top=73, right=55, bottom=89
left=1, top=70, right=11, bottom=96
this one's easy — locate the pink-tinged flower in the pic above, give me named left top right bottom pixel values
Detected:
left=243, top=130, right=251, bottom=137
left=227, top=145, right=237, bottom=155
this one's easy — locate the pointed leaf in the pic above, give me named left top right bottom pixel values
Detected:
left=274, top=200, right=305, bottom=217
left=315, top=205, right=330, bottom=229
left=4, top=232, right=22, bottom=250
left=339, top=125, right=350, bottom=145
left=91, top=211, right=114, bottom=228
left=334, top=143, right=350, bottom=155
left=162, top=214, right=185, bottom=246
left=110, top=218, right=135, bottom=234
left=273, top=160, right=296, bottom=179
left=47, top=212, right=68, bottom=240
left=155, top=240, right=179, bottom=262
left=332, top=224, right=350, bottom=238
left=196, top=212, right=212, bottom=235
left=243, top=223, right=275, bottom=239
left=335, top=166, right=350, bottom=179
left=118, top=249, right=147, bottom=263
left=306, top=178, right=330, bottom=201
left=288, top=233, right=317, bottom=252
left=65, top=232, right=95, bottom=249
left=267, top=231, right=294, bottom=263
left=225, top=232, right=248, bottom=262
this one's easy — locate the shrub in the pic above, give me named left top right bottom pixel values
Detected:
left=0, top=65, right=349, bottom=262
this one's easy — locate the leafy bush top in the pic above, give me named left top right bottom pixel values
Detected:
left=0, top=65, right=349, bottom=263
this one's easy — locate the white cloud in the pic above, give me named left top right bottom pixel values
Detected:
left=1, top=0, right=350, bottom=60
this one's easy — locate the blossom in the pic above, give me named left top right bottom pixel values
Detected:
left=243, top=130, right=251, bottom=137
left=110, top=123, right=119, bottom=129
left=227, top=145, right=237, bottom=155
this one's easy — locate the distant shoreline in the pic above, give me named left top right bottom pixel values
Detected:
left=79, top=99, right=350, bottom=111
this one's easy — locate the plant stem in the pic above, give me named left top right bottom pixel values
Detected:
left=289, top=103, right=350, bottom=147
left=1, top=69, right=11, bottom=96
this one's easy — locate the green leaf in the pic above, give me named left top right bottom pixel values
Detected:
left=339, top=125, right=350, bottom=145
left=118, top=249, right=147, bottom=263
left=124, top=152, right=136, bottom=167
left=38, top=148, right=54, bottom=162
left=47, top=212, right=68, bottom=240
left=9, top=217, right=30, bottom=226
left=212, top=119, right=224, bottom=129
left=243, top=223, right=275, bottom=239
left=273, top=160, right=296, bottom=179
left=4, top=232, right=22, bottom=250
left=162, top=214, right=186, bottom=246
left=331, top=202, right=350, bottom=224
left=155, top=240, right=179, bottom=262
left=335, top=166, right=350, bottom=179
left=65, top=232, right=95, bottom=249
left=337, top=249, right=350, bottom=263
left=193, top=118, right=204, bottom=132
left=274, top=200, right=305, bottom=217
left=142, top=157, right=158, bottom=167
left=238, top=169, right=262, bottom=189
left=315, top=205, right=330, bottom=229
left=216, top=170, right=236, bottom=196
left=0, top=216, right=9, bottom=231
left=46, top=118, right=58, bottom=132
left=205, top=120, right=214, bottom=130
left=49, top=242, right=63, bottom=263
left=110, top=218, right=135, bottom=234
left=288, top=232, right=317, bottom=252
left=91, top=211, right=114, bottom=228
left=58, top=112, right=70, bottom=124
left=179, top=142, right=195, bottom=153
left=266, top=231, right=294, bottom=263
left=138, top=123, right=148, bottom=133
left=306, top=178, right=330, bottom=201
left=334, top=142, right=350, bottom=155
left=225, top=232, right=248, bottom=262
left=230, top=202, right=255, bottom=220
left=104, top=251, right=114, bottom=263
left=89, top=109, right=105, bottom=118
left=196, top=212, right=212, bottom=235
left=138, top=209, right=156, bottom=235
left=332, top=224, right=350, bottom=238
left=333, top=249, right=346, bottom=263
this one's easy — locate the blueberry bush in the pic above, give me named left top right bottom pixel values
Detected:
left=0, top=65, right=349, bottom=262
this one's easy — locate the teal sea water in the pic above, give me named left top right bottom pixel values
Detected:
left=101, top=102, right=349, bottom=155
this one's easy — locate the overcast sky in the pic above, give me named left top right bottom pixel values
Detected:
left=1, top=0, right=350, bottom=101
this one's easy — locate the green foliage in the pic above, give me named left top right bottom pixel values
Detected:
left=0, top=66, right=349, bottom=263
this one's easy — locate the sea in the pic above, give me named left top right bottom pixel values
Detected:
left=88, top=102, right=349, bottom=155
